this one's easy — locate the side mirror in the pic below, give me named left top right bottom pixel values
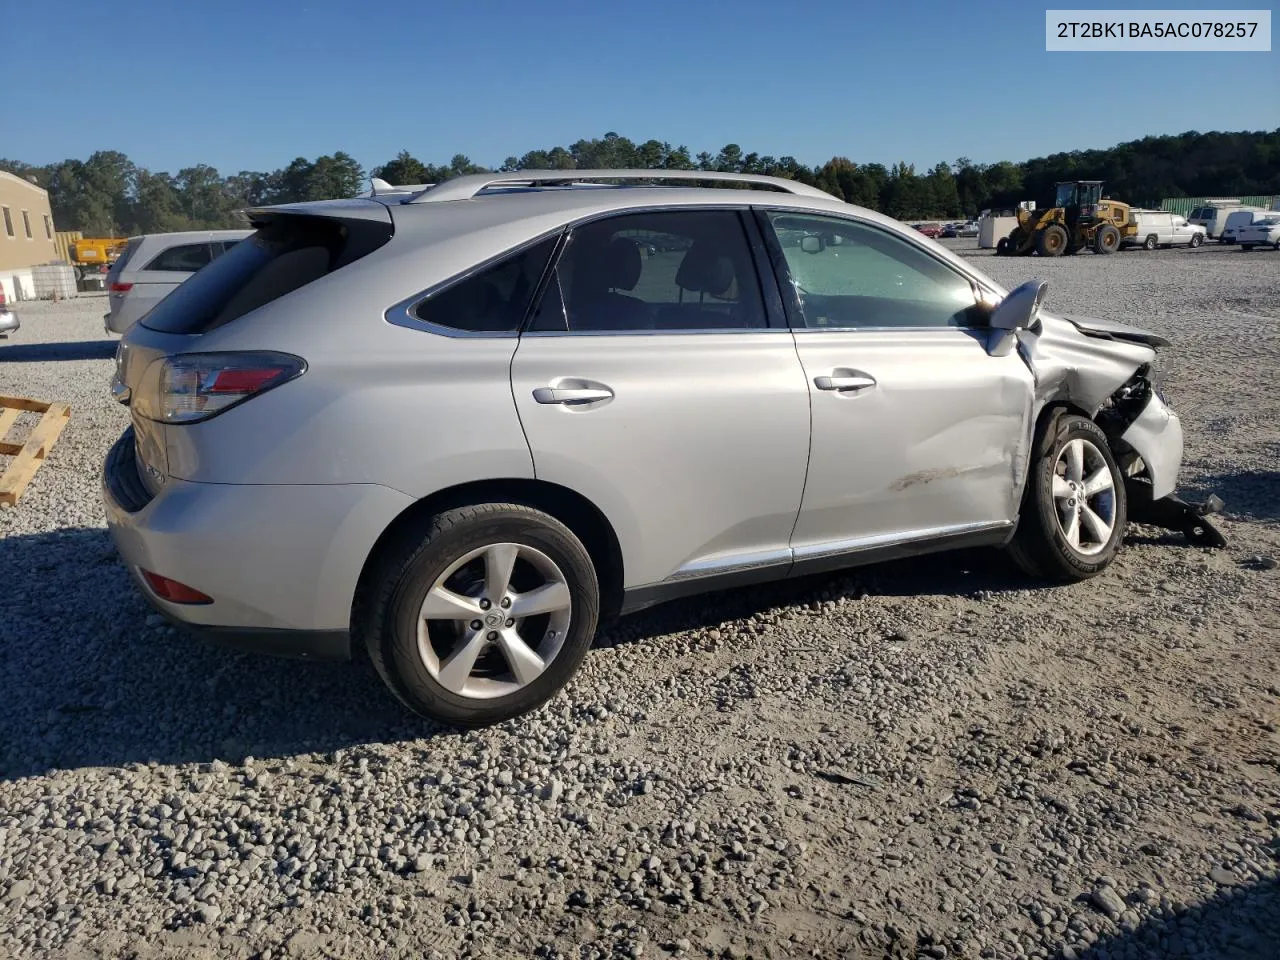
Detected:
left=986, top=279, right=1046, bottom=357
left=989, top=279, right=1047, bottom=331
left=800, top=235, right=824, bottom=254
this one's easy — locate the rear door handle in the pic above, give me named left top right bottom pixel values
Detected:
left=533, top=386, right=614, bottom=405
left=814, top=373, right=876, bottom=392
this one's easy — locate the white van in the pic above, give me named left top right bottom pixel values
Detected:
left=1188, top=204, right=1265, bottom=241
left=1125, top=211, right=1207, bottom=250
left=1222, top=209, right=1269, bottom=244
left=104, top=229, right=253, bottom=334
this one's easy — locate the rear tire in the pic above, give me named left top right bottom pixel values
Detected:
left=1242, top=245, right=1254, bottom=252
left=1008, top=413, right=1127, bottom=582
left=1094, top=225, right=1121, bottom=255
left=360, top=504, right=600, bottom=726
left=1036, top=225, right=1068, bottom=257
left=996, top=237, right=1012, bottom=256
left=1143, top=234, right=1158, bottom=251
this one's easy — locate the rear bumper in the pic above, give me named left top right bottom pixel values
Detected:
left=102, top=428, right=415, bottom=658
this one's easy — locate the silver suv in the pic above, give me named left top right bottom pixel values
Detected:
left=103, top=170, right=1221, bottom=725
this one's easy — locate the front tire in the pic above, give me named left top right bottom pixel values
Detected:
left=1189, top=234, right=1203, bottom=248
left=361, top=504, right=600, bottom=725
left=1008, top=413, right=1127, bottom=582
left=1094, top=224, right=1121, bottom=255
left=1036, top=225, right=1068, bottom=257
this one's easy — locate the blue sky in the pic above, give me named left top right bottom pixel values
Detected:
left=6, top=0, right=1277, bottom=175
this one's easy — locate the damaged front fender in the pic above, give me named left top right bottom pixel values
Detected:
left=1014, top=310, right=1226, bottom=548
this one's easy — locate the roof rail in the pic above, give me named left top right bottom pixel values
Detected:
left=406, top=169, right=834, bottom=203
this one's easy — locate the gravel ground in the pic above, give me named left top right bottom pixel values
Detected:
left=1, top=244, right=1277, bottom=960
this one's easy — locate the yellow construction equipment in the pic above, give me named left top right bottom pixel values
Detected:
left=69, top=237, right=129, bottom=266
left=996, top=181, right=1136, bottom=257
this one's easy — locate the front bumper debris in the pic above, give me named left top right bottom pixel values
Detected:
left=1128, top=485, right=1228, bottom=548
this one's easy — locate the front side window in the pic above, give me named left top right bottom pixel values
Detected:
left=22, top=211, right=31, bottom=239
left=43, top=215, right=52, bottom=239
left=530, top=210, right=767, bottom=333
left=412, top=236, right=557, bottom=334
left=766, top=212, right=980, bottom=330
left=144, top=242, right=214, bottom=273
left=1, top=207, right=11, bottom=237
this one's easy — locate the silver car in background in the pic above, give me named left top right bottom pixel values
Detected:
left=102, top=170, right=1224, bottom=725
left=105, top=229, right=253, bottom=334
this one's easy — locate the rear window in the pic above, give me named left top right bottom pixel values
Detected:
left=141, top=216, right=392, bottom=335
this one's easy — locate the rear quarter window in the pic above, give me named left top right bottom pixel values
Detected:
left=141, top=216, right=392, bottom=335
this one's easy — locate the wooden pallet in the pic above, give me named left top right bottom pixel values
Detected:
left=0, top=396, right=72, bottom=506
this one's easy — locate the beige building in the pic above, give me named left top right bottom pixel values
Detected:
left=1, top=170, right=60, bottom=300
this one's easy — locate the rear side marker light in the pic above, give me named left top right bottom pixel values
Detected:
left=141, top=570, right=213, bottom=605
left=110, top=282, right=133, bottom=293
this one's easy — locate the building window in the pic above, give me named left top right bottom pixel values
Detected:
left=22, top=210, right=32, bottom=239
left=44, top=215, right=52, bottom=239
left=2, top=207, right=12, bottom=238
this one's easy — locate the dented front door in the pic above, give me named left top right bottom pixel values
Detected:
left=788, top=327, right=1034, bottom=554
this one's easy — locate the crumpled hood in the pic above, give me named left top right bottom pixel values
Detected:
left=1021, top=312, right=1159, bottom=416
left=1057, top=313, right=1171, bottom=350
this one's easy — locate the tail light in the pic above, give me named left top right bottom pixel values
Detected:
left=110, top=282, right=133, bottom=293
left=157, top=351, right=306, bottom=423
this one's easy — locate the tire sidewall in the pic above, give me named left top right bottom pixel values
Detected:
left=1027, top=415, right=1128, bottom=578
left=384, top=512, right=599, bottom=723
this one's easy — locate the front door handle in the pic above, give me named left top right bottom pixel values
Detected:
left=814, top=373, right=877, bottom=392
left=533, top=386, right=614, bottom=405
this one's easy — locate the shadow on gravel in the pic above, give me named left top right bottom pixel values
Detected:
left=0, top=530, right=1028, bottom=778
left=1063, top=877, right=1279, bottom=960
left=599, top=547, right=1026, bottom=648
left=1183, top=471, right=1280, bottom=523
left=0, top=340, right=117, bottom=362
left=0, top=528, right=433, bottom=781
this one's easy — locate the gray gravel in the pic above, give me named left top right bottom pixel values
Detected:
left=1, top=244, right=1277, bottom=959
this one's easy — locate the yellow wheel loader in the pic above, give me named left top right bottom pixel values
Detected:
left=996, top=181, right=1136, bottom=257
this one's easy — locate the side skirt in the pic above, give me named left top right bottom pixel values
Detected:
left=618, top=522, right=1014, bottom=616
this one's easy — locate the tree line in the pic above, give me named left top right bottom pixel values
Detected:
left=3, top=129, right=1277, bottom=237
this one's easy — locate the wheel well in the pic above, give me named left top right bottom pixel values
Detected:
left=352, top=478, right=626, bottom=635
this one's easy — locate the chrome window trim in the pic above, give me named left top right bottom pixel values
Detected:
left=385, top=229, right=565, bottom=339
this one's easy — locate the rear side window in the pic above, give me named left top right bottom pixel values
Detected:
left=144, top=242, right=213, bottom=273
left=141, top=216, right=392, bottom=334
left=412, top=237, right=557, bottom=333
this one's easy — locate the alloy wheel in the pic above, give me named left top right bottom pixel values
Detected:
left=416, top=542, right=572, bottom=699
left=1052, top=438, right=1117, bottom=556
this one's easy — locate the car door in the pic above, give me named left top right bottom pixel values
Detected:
left=757, top=209, right=1035, bottom=567
left=510, top=208, right=811, bottom=590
